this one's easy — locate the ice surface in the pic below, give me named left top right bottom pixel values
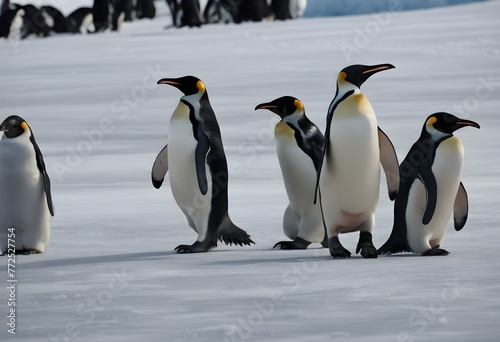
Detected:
left=1, top=1, right=500, bottom=341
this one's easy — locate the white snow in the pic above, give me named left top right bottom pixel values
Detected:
left=1, top=1, right=500, bottom=341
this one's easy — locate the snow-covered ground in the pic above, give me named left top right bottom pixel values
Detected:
left=1, top=1, right=500, bottom=341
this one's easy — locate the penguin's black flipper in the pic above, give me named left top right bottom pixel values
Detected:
left=454, top=182, right=469, bottom=231
left=151, top=144, right=168, bottom=189
left=218, top=219, right=255, bottom=246
left=378, top=127, right=399, bottom=200
left=195, top=127, right=210, bottom=195
left=30, top=134, right=54, bottom=217
left=418, top=161, right=438, bottom=225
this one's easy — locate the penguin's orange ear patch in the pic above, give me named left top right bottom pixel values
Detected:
left=294, top=99, right=304, bottom=111
left=338, top=71, right=347, bottom=81
left=20, top=122, right=29, bottom=131
left=427, top=116, right=437, bottom=127
left=196, top=80, right=205, bottom=92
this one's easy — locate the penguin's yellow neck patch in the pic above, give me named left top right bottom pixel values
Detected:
left=275, top=121, right=294, bottom=138
left=20, top=122, right=29, bottom=131
left=196, top=80, right=205, bottom=93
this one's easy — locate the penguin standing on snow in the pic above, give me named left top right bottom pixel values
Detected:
left=0, top=6, right=24, bottom=39
left=152, top=76, right=254, bottom=253
left=378, top=113, right=479, bottom=256
left=0, top=116, right=54, bottom=255
left=317, top=64, right=400, bottom=259
left=92, top=0, right=110, bottom=32
left=256, top=96, right=326, bottom=249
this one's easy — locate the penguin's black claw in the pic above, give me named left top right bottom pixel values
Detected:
left=422, top=246, right=449, bottom=256
left=273, top=237, right=311, bottom=250
left=359, top=246, right=378, bottom=258
left=174, top=243, right=209, bottom=253
left=356, top=232, right=378, bottom=259
left=15, top=249, right=40, bottom=255
left=328, top=237, right=351, bottom=259
left=0, top=252, right=6, bottom=256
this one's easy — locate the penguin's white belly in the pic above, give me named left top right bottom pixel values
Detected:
left=275, top=134, right=317, bottom=214
left=275, top=130, right=323, bottom=242
left=167, top=102, right=212, bottom=240
left=406, top=137, right=464, bottom=253
left=320, top=96, right=380, bottom=229
left=0, top=139, right=50, bottom=253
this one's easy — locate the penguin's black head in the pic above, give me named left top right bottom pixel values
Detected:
left=255, top=96, right=304, bottom=119
left=425, top=112, right=480, bottom=135
left=339, top=63, right=395, bottom=88
left=0, top=115, right=30, bottom=139
left=157, top=76, right=205, bottom=96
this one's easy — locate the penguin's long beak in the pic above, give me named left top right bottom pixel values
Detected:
left=255, top=103, right=277, bottom=111
left=157, top=78, right=181, bottom=86
left=454, top=119, right=480, bottom=130
left=362, top=63, right=395, bottom=76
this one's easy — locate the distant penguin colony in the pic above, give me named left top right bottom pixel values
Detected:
left=0, top=116, right=54, bottom=255
left=0, top=1, right=308, bottom=40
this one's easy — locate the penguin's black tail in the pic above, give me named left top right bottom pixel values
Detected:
left=218, top=219, right=255, bottom=247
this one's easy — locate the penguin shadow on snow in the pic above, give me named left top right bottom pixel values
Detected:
left=0, top=250, right=176, bottom=271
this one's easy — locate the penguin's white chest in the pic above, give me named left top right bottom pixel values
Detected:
left=406, top=137, right=464, bottom=251
left=274, top=122, right=317, bottom=212
left=321, top=93, right=380, bottom=218
left=167, top=101, right=212, bottom=232
left=0, top=135, right=50, bottom=253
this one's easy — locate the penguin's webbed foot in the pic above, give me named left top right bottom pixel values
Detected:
left=15, top=249, right=41, bottom=255
left=174, top=241, right=213, bottom=253
left=422, top=245, right=449, bottom=256
left=0, top=251, right=6, bottom=256
left=356, top=232, right=378, bottom=259
left=329, top=237, right=351, bottom=259
left=273, top=237, right=311, bottom=250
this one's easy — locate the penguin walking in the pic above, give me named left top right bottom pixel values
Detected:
left=152, top=76, right=254, bottom=253
left=0, top=116, right=54, bottom=255
left=317, top=64, right=400, bottom=259
left=378, top=113, right=479, bottom=256
left=256, top=96, right=326, bottom=249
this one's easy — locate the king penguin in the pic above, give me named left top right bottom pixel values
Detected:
left=152, top=76, right=254, bottom=253
left=256, top=96, right=327, bottom=249
left=316, top=63, right=400, bottom=259
left=0, top=116, right=54, bottom=255
left=378, top=113, right=479, bottom=256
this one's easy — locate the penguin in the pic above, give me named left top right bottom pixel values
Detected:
left=41, top=5, right=70, bottom=34
left=255, top=96, right=326, bottom=249
left=378, top=113, right=480, bottom=256
left=92, top=0, right=110, bottom=32
left=20, top=4, right=51, bottom=38
left=0, top=116, right=54, bottom=255
left=152, top=76, right=254, bottom=253
left=136, top=0, right=156, bottom=19
left=111, top=0, right=133, bottom=31
left=316, top=63, right=400, bottom=259
left=180, top=0, right=202, bottom=27
left=67, top=7, right=94, bottom=34
left=0, top=7, right=24, bottom=39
